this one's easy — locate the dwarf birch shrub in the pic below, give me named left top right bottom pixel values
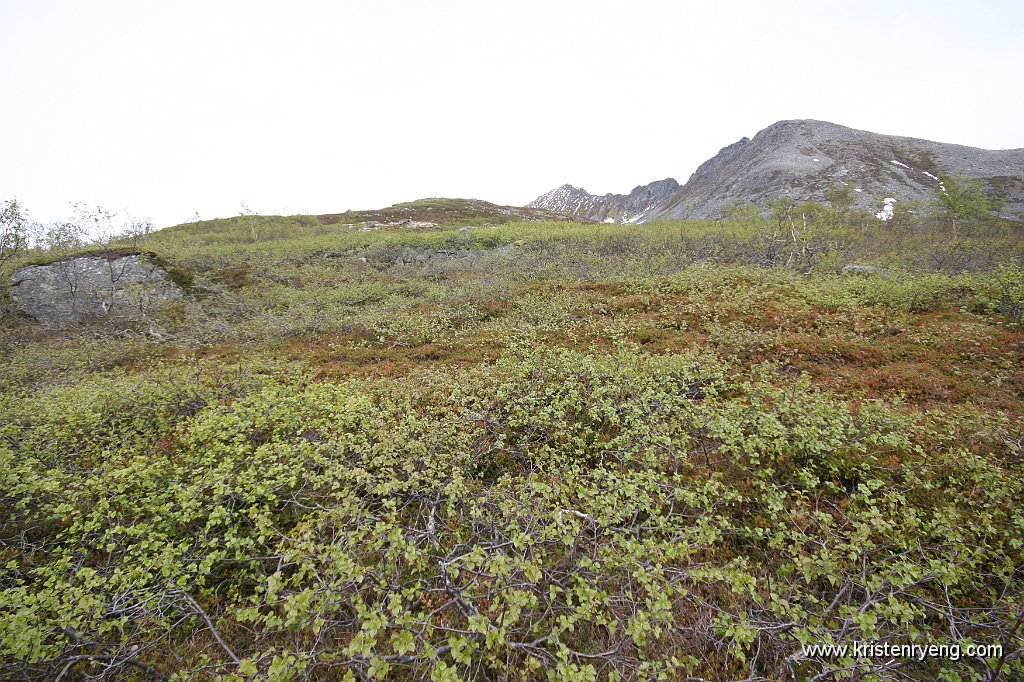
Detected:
left=2, top=345, right=1022, bottom=680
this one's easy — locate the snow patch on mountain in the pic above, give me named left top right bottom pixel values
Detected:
left=876, top=197, right=896, bottom=221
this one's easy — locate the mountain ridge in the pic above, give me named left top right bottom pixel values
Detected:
left=527, top=178, right=680, bottom=224
left=528, top=119, right=1024, bottom=222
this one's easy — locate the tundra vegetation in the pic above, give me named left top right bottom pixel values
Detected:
left=1, top=195, right=1023, bottom=681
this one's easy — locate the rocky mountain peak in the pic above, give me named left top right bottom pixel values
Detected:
left=528, top=177, right=681, bottom=224
left=528, top=120, right=1024, bottom=222
left=527, top=184, right=604, bottom=218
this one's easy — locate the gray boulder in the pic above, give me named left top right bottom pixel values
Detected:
left=8, top=253, right=183, bottom=325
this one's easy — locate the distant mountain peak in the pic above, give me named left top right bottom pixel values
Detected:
left=528, top=177, right=680, bottom=224
left=528, top=120, right=1024, bottom=222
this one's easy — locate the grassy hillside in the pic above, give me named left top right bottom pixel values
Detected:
left=2, top=206, right=1024, bottom=680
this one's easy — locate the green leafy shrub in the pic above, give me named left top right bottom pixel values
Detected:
left=3, top=346, right=1021, bottom=680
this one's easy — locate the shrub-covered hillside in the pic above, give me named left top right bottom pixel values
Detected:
left=2, top=203, right=1023, bottom=680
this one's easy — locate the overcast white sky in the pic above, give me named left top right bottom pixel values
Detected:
left=2, top=0, right=1022, bottom=227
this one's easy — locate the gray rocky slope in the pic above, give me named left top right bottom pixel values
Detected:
left=529, top=120, right=1024, bottom=222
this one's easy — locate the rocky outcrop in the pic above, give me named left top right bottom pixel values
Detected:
left=8, top=253, right=183, bottom=325
left=529, top=120, right=1024, bottom=222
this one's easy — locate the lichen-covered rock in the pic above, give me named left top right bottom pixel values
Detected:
left=9, top=253, right=182, bottom=325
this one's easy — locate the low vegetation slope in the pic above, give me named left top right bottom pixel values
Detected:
left=1, top=201, right=1023, bottom=681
